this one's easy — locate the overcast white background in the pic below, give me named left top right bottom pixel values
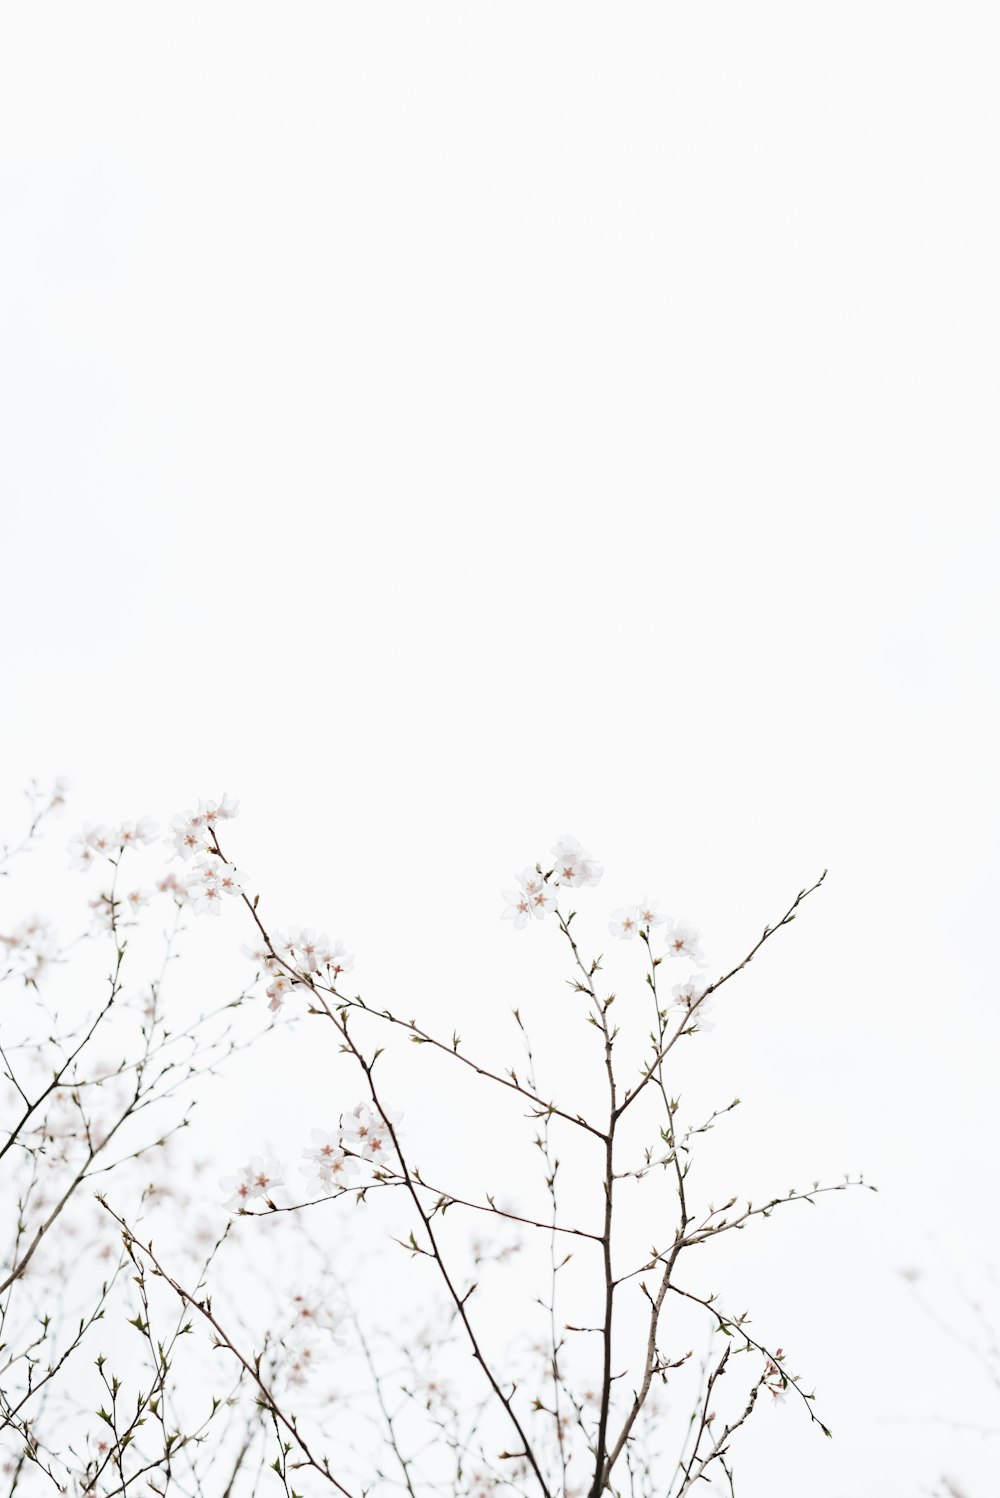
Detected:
left=1, top=5, right=998, bottom=1495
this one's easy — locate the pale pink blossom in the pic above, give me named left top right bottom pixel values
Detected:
left=609, top=905, right=640, bottom=939
left=550, top=834, right=603, bottom=889
left=502, top=868, right=557, bottom=929
left=637, top=898, right=667, bottom=929
left=243, top=940, right=274, bottom=966
left=502, top=887, right=533, bottom=929
left=168, top=811, right=209, bottom=862
left=156, top=870, right=190, bottom=903
left=326, top=940, right=353, bottom=979
left=282, top=927, right=330, bottom=972
left=664, top=918, right=705, bottom=964
left=188, top=877, right=224, bottom=916
left=84, top=824, right=116, bottom=857
left=185, top=853, right=244, bottom=915
left=671, top=977, right=714, bottom=1030
left=198, top=793, right=239, bottom=825
left=1, top=915, right=59, bottom=981
left=266, top=973, right=294, bottom=1011
left=116, top=817, right=159, bottom=850
left=302, top=1131, right=360, bottom=1190
left=220, top=1156, right=283, bottom=1211
left=342, top=1102, right=401, bottom=1163
left=125, top=887, right=150, bottom=915
left=47, top=776, right=70, bottom=814
left=67, top=833, right=96, bottom=871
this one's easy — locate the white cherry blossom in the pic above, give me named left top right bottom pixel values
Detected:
left=156, top=870, right=190, bottom=903
left=243, top=939, right=273, bottom=966
left=502, top=868, right=557, bottom=929
left=302, top=1130, right=361, bottom=1190
left=609, top=905, right=640, bottom=939
left=671, top=976, right=714, bottom=1030
left=637, top=898, right=667, bottom=929
left=198, top=793, right=240, bottom=825
left=550, top=834, right=603, bottom=889
left=116, top=816, right=159, bottom=850
left=185, top=853, right=244, bottom=915
left=342, top=1102, right=401, bottom=1163
left=266, top=972, right=294, bottom=1011
left=502, top=888, right=533, bottom=928
left=82, top=824, right=117, bottom=857
left=664, top=918, right=705, bottom=964
left=1, top=915, right=59, bottom=981
left=168, top=811, right=210, bottom=861
left=220, top=1156, right=283, bottom=1211
left=282, top=927, right=330, bottom=972
left=326, top=939, right=354, bottom=979
left=67, top=832, right=96, bottom=871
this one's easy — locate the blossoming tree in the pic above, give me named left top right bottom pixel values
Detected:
left=0, top=784, right=869, bottom=1497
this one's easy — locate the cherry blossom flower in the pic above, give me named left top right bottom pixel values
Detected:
left=220, top=1156, right=283, bottom=1211
left=167, top=811, right=210, bottom=861
left=302, top=1130, right=360, bottom=1190
left=502, top=887, right=533, bottom=929
left=326, top=939, right=354, bottom=979
left=341, top=1102, right=401, bottom=1163
left=47, top=776, right=70, bottom=814
left=125, top=887, right=150, bottom=915
left=550, top=834, right=603, bottom=889
left=69, top=823, right=117, bottom=865
left=116, top=817, right=159, bottom=850
left=276, top=929, right=354, bottom=980
left=188, top=877, right=224, bottom=916
left=67, top=832, right=97, bottom=871
left=609, top=905, right=640, bottom=939
left=243, top=939, right=274, bottom=966
left=1, top=915, right=59, bottom=981
left=198, top=793, right=239, bottom=825
left=266, top=972, right=294, bottom=1011
left=502, top=868, right=557, bottom=929
left=155, top=870, right=190, bottom=903
left=248, top=1156, right=283, bottom=1196
left=671, top=976, right=714, bottom=1030
left=664, top=918, right=705, bottom=964
left=219, top=1166, right=256, bottom=1211
left=282, top=927, right=329, bottom=972
left=637, top=898, right=667, bottom=929
left=185, top=853, right=244, bottom=915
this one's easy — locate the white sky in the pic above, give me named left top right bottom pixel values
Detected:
left=1, top=5, right=998, bottom=1495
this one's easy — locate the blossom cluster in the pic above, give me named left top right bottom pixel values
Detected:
left=68, top=816, right=159, bottom=870
left=220, top=1156, right=284, bottom=1211
left=608, top=904, right=704, bottom=961
left=222, top=1104, right=401, bottom=1211
left=183, top=851, right=246, bottom=915
left=607, top=901, right=715, bottom=1026
left=501, top=833, right=602, bottom=928
left=499, top=834, right=718, bottom=1032
left=166, top=794, right=240, bottom=861
left=65, top=797, right=245, bottom=931
left=302, top=1103, right=401, bottom=1191
left=245, top=927, right=355, bottom=1011
left=0, top=914, right=59, bottom=983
